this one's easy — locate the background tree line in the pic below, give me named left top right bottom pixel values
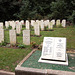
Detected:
left=0, top=0, right=75, bottom=24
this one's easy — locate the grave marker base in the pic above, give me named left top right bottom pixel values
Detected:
left=38, top=54, right=68, bottom=66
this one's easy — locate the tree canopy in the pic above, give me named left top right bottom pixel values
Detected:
left=0, top=0, right=75, bottom=24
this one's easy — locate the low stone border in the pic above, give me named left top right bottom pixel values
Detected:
left=15, top=49, right=75, bottom=75
left=0, top=70, right=15, bottom=75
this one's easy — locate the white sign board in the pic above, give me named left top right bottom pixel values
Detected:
left=41, top=37, right=66, bottom=61
left=38, top=37, right=68, bottom=65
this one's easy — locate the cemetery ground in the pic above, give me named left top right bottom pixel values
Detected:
left=0, top=25, right=75, bottom=72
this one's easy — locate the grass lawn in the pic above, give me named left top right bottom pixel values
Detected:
left=0, top=47, right=31, bottom=72
left=0, top=25, right=75, bottom=72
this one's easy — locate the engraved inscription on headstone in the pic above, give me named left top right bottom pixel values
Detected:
left=9, top=30, right=16, bottom=45
left=23, top=30, right=30, bottom=45
left=34, top=22, right=40, bottom=36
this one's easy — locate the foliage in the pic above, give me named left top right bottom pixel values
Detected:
left=50, top=0, right=67, bottom=20
left=16, top=33, right=20, bottom=36
left=14, top=0, right=53, bottom=20
left=0, top=0, right=21, bottom=22
left=18, top=44, right=25, bottom=48
left=0, top=41, right=7, bottom=46
left=31, top=41, right=38, bottom=48
left=0, top=0, right=75, bottom=24
left=8, top=25, right=12, bottom=29
left=67, top=10, right=75, bottom=24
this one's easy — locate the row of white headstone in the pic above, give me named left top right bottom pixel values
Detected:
left=0, top=29, right=30, bottom=45
left=0, top=19, right=66, bottom=30
left=26, top=19, right=66, bottom=30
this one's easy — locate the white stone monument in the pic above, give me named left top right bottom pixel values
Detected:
left=44, top=20, right=49, bottom=27
left=9, top=30, right=16, bottom=45
left=16, top=22, right=21, bottom=34
left=56, top=20, right=61, bottom=27
left=12, top=21, right=16, bottom=29
left=34, top=22, right=40, bottom=36
left=48, top=21, right=53, bottom=30
left=26, top=20, right=30, bottom=30
left=51, top=20, right=55, bottom=25
left=62, top=19, right=66, bottom=27
left=38, top=37, right=68, bottom=65
left=40, top=21, right=44, bottom=31
left=0, top=29, right=4, bottom=43
left=31, top=20, right=35, bottom=26
left=20, top=20, right=24, bottom=25
left=0, top=22, right=3, bottom=29
left=5, top=21, right=9, bottom=29
left=23, top=30, right=30, bottom=45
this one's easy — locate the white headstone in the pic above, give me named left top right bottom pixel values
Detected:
left=56, top=20, right=60, bottom=27
left=12, top=21, right=16, bottom=29
left=44, top=20, right=49, bottom=27
left=9, top=30, right=16, bottom=45
left=0, top=29, right=4, bottom=43
left=26, top=20, right=30, bottom=30
left=20, top=20, right=24, bottom=25
left=51, top=20, right=55, bottom=25
left=40, top=21, right=44, bottom=31
left=48, top=21, right=53, bottom=30
left=0, top=22, right=3, bottom=29
left=36, top=20, right=40, bottom=26
left=5, top=21, right=9, bottom=29
left=31, top=20, right=35, bottom=26
left=34, top=22, right=40, bottom=36
left=23, top=30, right=30, bottom=45
left=62, top=20, right=66, bottom=27
left=16, top=22, right=21, bottom=34
left=38, top=37, right=68, bottom=65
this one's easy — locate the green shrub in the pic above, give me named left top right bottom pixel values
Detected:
left=22, top=25, right=25, bottom=28
left=0, top=41, right=7, bottom=46
left=20, top=31, right=23, bottom=36
left=18, top=44, right=25, bottom=48
left=31, top=42, right=38, bottom=48
left=8, top=26, right=12, bottom=29
left=16, top=33, right=20, bottom=36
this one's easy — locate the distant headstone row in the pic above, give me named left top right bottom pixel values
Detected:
left=0, top=19, right=66, bottom=30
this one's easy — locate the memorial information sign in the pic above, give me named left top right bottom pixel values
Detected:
left=41, top=37, right=66, bottom=61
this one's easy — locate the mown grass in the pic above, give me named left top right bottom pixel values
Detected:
left=0, top=25, right=75, bottom=72
left=0, top=47, right=31, bottom=72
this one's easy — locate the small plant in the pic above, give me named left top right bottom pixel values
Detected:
left=38, top=45, right=42, bottom=50
left=0, top=41, right=7, bottom=46
left=16, top=33, right=20, bottom=36
left=31, top=42, right=38, bottom=48
left=8, top=25, right=12, bottom=29
left=22, top=25, right=25, bottom=28
left=18, top=44, right=25, bottom=48
left=20, top=31, right=23, bottom=36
